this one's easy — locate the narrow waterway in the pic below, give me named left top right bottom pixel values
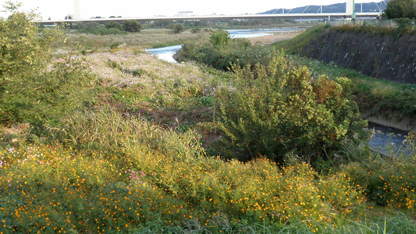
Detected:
left=367, top=122, right=413, bottom=157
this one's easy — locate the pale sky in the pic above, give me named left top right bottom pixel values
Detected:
left=1, top=0, right=385, bottom=20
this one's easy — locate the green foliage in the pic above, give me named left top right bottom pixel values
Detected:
left=105, top=21, right=124, bottom=30
left=394, top=17, right=415, bottom=39
left=384, top=0, right=416, bottom=19
left=175, top=32, right=270, bottom=71
left=109, top=41, right=123, bottom=49
left=1, top=57, right=93, bottom=132
left=78, top=24, right=128, bottom=35
left=0, top=4, right=93, bottom=135
left=209, top=30, right=230, bottom=48
left=343, top=149, right=416, bottom=209
left=61, top=108, right=205, bottom=161
left=123, top=20, right=142, bottom=32
left=170, top=23, right=186, bottom=34
left=215, top=51, right=366, bottom=163
left=293, top=56, right=416, bottom=119
left=273, top=24, right=329, bottom=54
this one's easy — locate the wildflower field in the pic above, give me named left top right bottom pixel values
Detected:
left=1, top=5, right=416, bottom=233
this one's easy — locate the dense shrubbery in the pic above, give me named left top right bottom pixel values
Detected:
left=0, top=4, right=92, bottom=132
left=123, top=20, right=142, bottom=32
left=174, top=30, right=272, bottom=70
left=384, top=0, right=416, bottom=19
left=343, top=142, right=416, bottom=209
left=168, top=23, right=186, bottom=34
left=76, top=22, right=128, bottom=35
left=214, top=51, right=366, bottom=163
left=70, top=20, right=141, bottom=34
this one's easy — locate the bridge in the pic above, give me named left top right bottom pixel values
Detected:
left=40, top=0, right=384, bottom=25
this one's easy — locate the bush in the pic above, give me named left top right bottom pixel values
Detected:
left=343, top=135, right=416, bottom=209
left=174, top=31, right=270, bottom=71
left=123, top=20, right=141, bottom=32
left=209, top=30, right=230, bottom=48
left=214, top=51, right=366, bottom=163
left=78, top=25, right=127, bottom=35
left=0, top=4, right=94, bottom=136
left=105, top=21, right=124, bottom=30
left=384, top=0, right=416, bottom=19
left=170, top=23, right=186, bottom=34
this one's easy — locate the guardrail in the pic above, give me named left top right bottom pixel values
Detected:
left=329, top=19, right=397, bottom=27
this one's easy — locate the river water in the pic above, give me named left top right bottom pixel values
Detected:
left=367, top=123, right=412, bottom=157
left=145, top=28, right=413, bottom=157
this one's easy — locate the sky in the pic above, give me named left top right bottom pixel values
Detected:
left=1, top=0, right=385, bottom=20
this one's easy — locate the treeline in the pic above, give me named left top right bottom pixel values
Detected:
left=64, top=18, right=296, bottom=35
left=66, top=20, right=142, bottom=35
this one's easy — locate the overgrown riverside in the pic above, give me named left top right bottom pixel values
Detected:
left=1, top=5, right=416, bottom=233
left=273, top=23, right=416, bottom=132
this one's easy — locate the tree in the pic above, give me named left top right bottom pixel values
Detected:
left=105, top=21, right=124, bottom=31
left=172, top=23, right=185, bottom=34
left=0, top=2, right=91, bottom=130
left=384, top=0, right=416, bottom=19
left=123, top=20, right=141, bottom=32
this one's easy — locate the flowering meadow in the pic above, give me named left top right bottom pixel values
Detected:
left=0, top=49, right=415, bottom=233
left=1, top=8, right=416, bottom=232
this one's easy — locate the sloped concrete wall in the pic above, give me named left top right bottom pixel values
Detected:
left=301, top=30, right=416, bottom=84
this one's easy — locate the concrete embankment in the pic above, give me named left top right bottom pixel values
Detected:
left=300, top=29, right=416, bottom=84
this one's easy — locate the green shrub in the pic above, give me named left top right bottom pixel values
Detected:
left=384, top=0, right=416, bottom=19
left=78, top=26, right=127, bottom=35
left=175, top=32, right=269, bottom=71
left=209, top=30, right=230, bottom=48
left=123, top=20, right=141, bottom=32
left=171, top=23, right=186, bottom=34
left=191, top=27, right=201, bottom=33
left=109, top=41, right=123, bottom=49
left=214, top=51, right=366, bottom=163
left=343, top=135, right=416, bottom=209
left=105, top=21, right=124, bottom=31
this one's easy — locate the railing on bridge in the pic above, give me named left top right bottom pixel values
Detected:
left=329, top=19, right=396, bottom=28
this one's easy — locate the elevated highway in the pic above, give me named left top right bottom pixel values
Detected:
left=39, top=12, right=382, bottom=25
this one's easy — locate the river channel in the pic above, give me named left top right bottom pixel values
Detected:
left=145, top=28, right=413, bottom=157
